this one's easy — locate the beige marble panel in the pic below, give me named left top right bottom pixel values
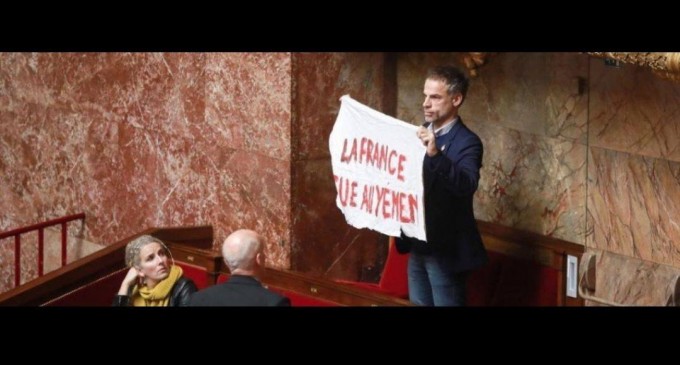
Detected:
left=397, top=52, right=466, bottom=125
left=587, top=147, right=680, bottom=266
left=469, top=119, right=587, bottom=243
left=398, top=52, right=588, bottom=142
left=585, top=248, right=680, bottom=306
left=589, top=57, right=680, bottom=162
left=397, top=52, right=589, bottom=243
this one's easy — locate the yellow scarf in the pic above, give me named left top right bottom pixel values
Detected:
left=131, top=265, right=183, bottom=307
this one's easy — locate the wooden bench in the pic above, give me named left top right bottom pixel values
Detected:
left=334, top=220, right=584, bottom=306
left=0, top=226, right=411, bottom=307
left=2, top=222, right=579, bottom=307
left=476, top=220, right=584, bottom=306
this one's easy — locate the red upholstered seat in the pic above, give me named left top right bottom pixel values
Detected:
left=176, top=262, right=210, bottom=290
left=217, top=273, right=229, bottom=284
left=335, top=237, right=409, bottom=299
left=489, top=257, right=558, bottom=306
left=466, top=251, right=504, bottom=306
left=467, top=251, right=559, bottom=306
left=332, top=238, right=560, bottom=306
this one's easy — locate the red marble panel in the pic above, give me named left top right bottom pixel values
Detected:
left=154, top=135, right=292, bottom=269
left=291, top=159, right=382, bottom=279
left=292, top=53, right=386, bottom=161
left=0, top=53, right=288, bottom=294
left=205, top=53, right=292, bottom=159
left=291, top=53, right=387, bottom=280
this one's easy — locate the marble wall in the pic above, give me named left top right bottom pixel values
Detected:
left=4, top=52, right=680, bottom=304
left=585, top=59, right=680, bottom=305
left=398, top=52, right=588, bottom=244
left=0, top=52, right=390, bottom=294
left=290, top=53, right=390, bottom=280
left=0, top=53, right=293, bottom=293
left=397, top=52, right=680, bottom=305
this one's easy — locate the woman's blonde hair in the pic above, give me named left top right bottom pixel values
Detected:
left=125, top=235, right=172, bottom=268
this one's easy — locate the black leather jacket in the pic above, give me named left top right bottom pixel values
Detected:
left=112, top=276, right=197, bottom=307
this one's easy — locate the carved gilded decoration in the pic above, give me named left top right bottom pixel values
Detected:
left=589, top=52, right=680, bottom=82
left=460, top=52, right=493, bottom=78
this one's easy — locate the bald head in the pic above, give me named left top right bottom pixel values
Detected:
left=222, top=229, right=264, bottom=274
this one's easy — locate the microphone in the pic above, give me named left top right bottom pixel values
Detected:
left=419, top=122, right=432, bottom=148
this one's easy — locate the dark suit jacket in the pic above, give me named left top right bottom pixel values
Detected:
left=188, top=275, right=291, bottom=307
left=396, top=118, right=488, bottom=273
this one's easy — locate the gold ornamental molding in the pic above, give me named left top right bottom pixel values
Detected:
left=459, top=52, right=493, bottom=78
left=589, top=52, right=680, bottom=82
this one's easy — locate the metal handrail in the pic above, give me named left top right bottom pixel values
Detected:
left=0, top=213, right=85, bottom=287
left=0, top=213, right=86, bottom=239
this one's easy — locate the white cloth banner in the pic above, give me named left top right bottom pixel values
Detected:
left=329, top=95, right=426, bottom=241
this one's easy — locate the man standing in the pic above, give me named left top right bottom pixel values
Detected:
left=396, top=65, right=487, bottom=306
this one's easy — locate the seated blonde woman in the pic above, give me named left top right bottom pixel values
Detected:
left=113, top=235, right=197, bottom=306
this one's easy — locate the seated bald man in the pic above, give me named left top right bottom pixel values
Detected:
left=189, top=229, right=290, bottom=306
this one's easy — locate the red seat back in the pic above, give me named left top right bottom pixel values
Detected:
left=175, top=262, right=210, bottom=290
left=490, top=257, right=558, bottom=306
left=467, top=251, right=560, bottom=306
left=377, top=237, right=409, bottom=298
left=466, top=251, right=504, bottom=306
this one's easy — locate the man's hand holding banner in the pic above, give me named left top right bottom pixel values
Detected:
left=329, top=95, right=426, bottom=241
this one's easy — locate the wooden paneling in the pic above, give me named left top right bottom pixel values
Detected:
left=0, top=225, right=411, bottom=306
left=1, top=221, right=584, bottom=306
left=478, top=220, right=585, bottom=306
left=0, top=227, right=214, bottom=306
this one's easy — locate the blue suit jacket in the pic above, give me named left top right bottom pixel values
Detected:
left=396, top=118, right=488, bottom=273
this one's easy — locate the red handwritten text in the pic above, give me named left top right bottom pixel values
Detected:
left=334, top=175, right=418, bottom=224
left=340, top=137, right=407, bottom=181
